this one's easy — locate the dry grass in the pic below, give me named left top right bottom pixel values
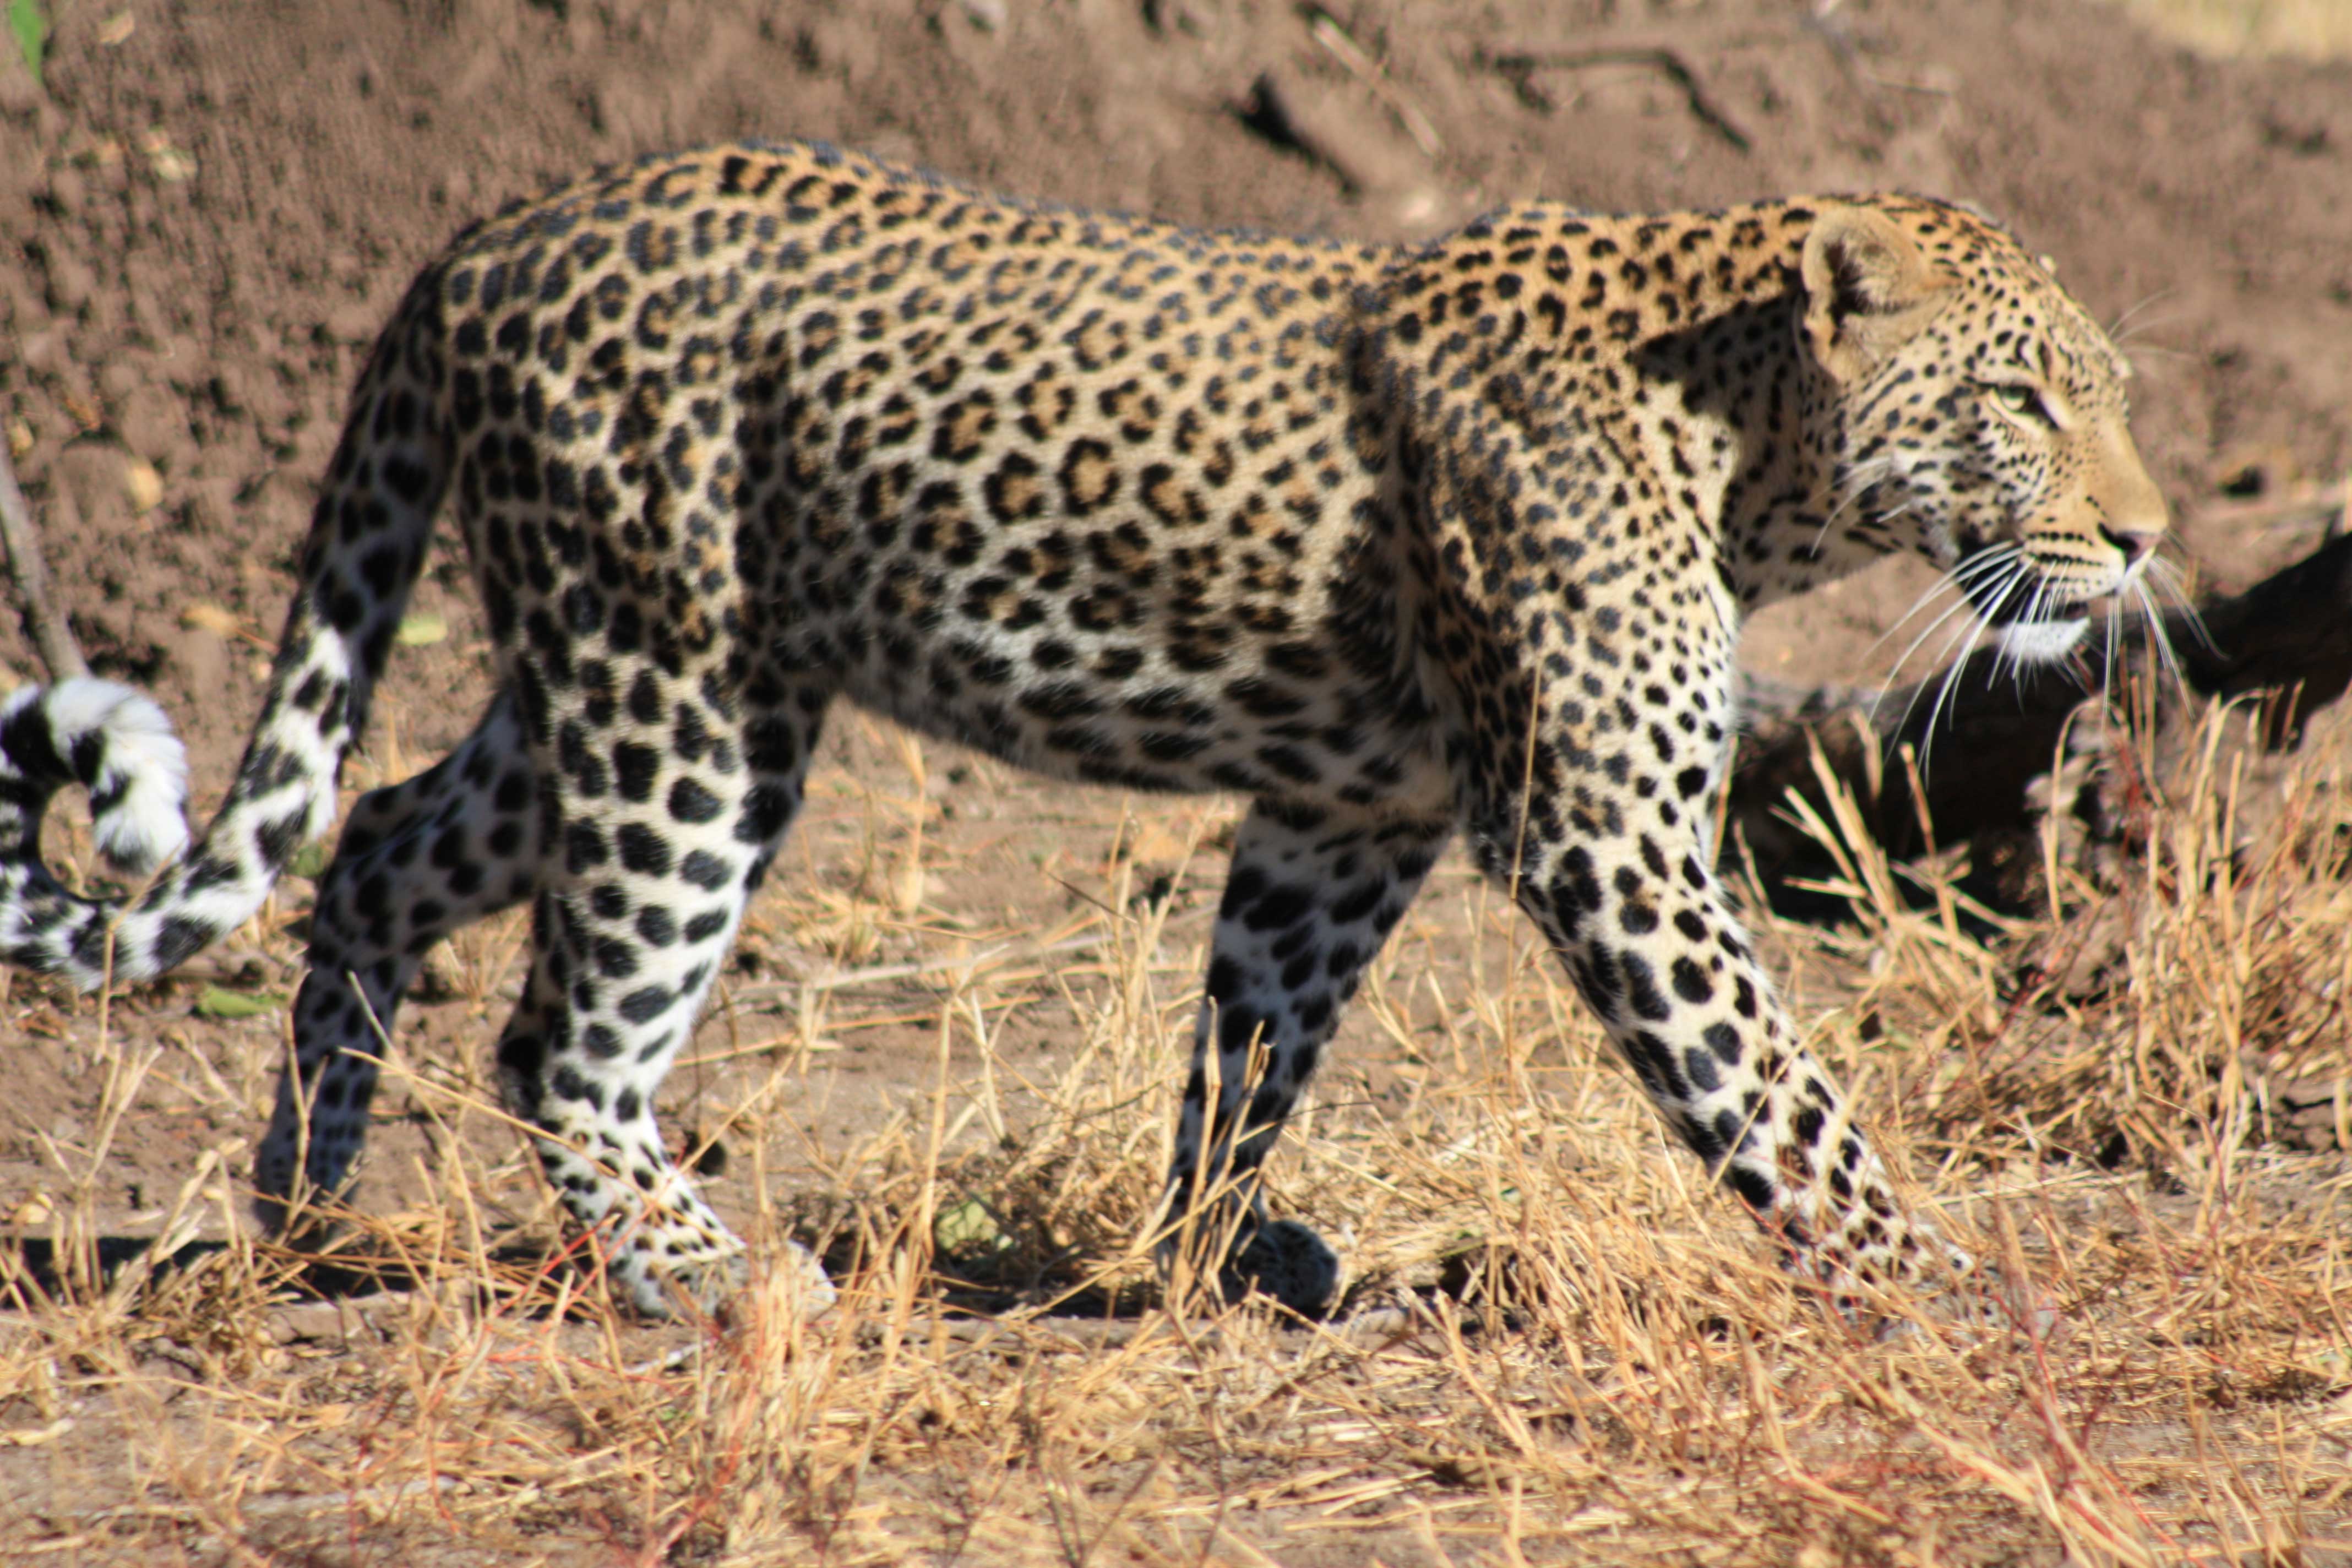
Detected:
left=2097, top=0, right=2352, bottom=61
left=2, top=694, right=2349, bottom=1566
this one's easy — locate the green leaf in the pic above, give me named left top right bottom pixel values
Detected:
left=6, top=1, right=43, bottom=89
left=934, top=1196, right=1007, bottom=1257
left=395, top=612, right=448, bottom=646
left=195, top=986, right=281, bottom=1019
left=288, top=842, right=331, bottom=879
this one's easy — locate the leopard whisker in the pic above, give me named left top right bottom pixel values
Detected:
left=2132, top=575, right=2192, bottom=708
left=1897, top=560, right=2020, bottom=758
left=1911, top=612, right=1990, bottom=774
left=2143, top=554, right=2214, bottom=656
left=1874, top=590, right=1981, bottom=710
left=2007, top=574, right=2064, bottom=689
left=1814, top=456, right=1902, bottom=554
left=1860, top=541, right=2013, bottom=682
left=2106, top=287, right=2178, bottom=340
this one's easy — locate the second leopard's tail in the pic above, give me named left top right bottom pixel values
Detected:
left=0, top=271, right=454, bottom=990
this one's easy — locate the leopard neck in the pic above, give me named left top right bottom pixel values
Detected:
left=1365, top=197, right=1893, bottom=615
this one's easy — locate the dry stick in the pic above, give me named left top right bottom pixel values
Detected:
left=0, top=442, right=89, bottom=681
left=1483, top=46, right=1753, bottom=153
left=1307, top=9, right=1442, bottom=157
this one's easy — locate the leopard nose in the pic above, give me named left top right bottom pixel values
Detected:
left=2098, top=523, right=2160, bottom=567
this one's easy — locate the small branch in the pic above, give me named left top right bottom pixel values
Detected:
left=0, top=444, right=88, bottom=682
left=1482, top=45, right=1752, bottom=153
left=1308, top=8, right=1442, bottom=158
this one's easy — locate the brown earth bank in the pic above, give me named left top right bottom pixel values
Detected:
left=1, top=2, right=2349, bottom=1564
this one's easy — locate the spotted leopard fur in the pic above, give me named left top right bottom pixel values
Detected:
left=0, top=141, right=2165, bottom=1318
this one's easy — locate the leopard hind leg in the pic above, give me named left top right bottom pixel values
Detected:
left=1162, top=800, right=1453, bottom=1316
left=256, top=688, right=541, bottom=1233
left=491, top=676, right=830, bottom=1317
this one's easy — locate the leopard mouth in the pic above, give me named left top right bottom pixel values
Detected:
left=1990, top=614, right=2091, bottom=662
left=1950, top=543, right=2095, bottom=662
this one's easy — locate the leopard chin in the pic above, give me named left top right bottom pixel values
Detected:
left=1995, top=615, right=2092, bottom=663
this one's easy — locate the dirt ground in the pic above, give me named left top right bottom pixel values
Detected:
left=2, top=1, right=2350, bottom=1564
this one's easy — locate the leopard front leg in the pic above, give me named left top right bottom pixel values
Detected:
left=1472, top=768, right=1967, bottom=1303
left=1162, top=800, right=1453, bottom=1316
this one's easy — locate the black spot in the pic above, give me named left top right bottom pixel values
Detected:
left=1619, top=950, right=1671, bottom=1022
left=1218, top=1005, right=1269, bottom=1059
left=1727, top=1164, right=1776, bottom=1213
left=667, top=777, right=723, bottom=824
left=613, top=742, right=662, bottom=802
left=618, top=824, right=673, bottom=876
left=565, top=823, right=611, bottom=872
left=618, top=986, right=676, bottom=1024
left=1683, top=1047, right=1721, bottom=1094
left=1243, top=884, right=1314, bottom=933
left=550, top=1064, right=604, bottom=1112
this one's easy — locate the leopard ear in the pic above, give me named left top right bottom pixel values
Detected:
left=1798, top=204, right=1947, bottom=382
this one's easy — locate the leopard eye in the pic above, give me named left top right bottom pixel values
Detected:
left=1982, top=382, right=2054, bottom=426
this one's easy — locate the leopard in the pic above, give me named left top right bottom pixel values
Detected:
left=0, top=139, right=2166, bottom=1321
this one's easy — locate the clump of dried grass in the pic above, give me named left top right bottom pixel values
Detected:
left=2, top=699, right=2348, bottom=1565
left=2101, top=0, right=2352, bottom=61
left=1891, top=699, right=2352, bottom=1177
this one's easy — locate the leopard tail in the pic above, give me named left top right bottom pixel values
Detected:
left=0, top=270, right=453, bottom=989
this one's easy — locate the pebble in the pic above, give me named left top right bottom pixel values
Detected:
left=123, top=457, right=165, bottom=514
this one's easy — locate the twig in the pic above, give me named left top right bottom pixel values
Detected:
left=0, top=443, right=88, bottom=681
left=1482, top=45, right=1752, bottom=153
left=1307, top=9, right=1442, bottom=157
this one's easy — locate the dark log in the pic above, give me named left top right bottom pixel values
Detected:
left=1728, top=527, right=2352, bottom=894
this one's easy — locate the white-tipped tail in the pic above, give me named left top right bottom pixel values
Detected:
left=32, top=678, right=194, bottom=873
left=0, top=269, right=451, bottom=991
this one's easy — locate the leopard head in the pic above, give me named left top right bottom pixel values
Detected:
left=1797, top=199, right=2169, bottom=662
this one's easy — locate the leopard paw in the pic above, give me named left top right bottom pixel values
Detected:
left=1219, top=1218, right=1341, bottom=1319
